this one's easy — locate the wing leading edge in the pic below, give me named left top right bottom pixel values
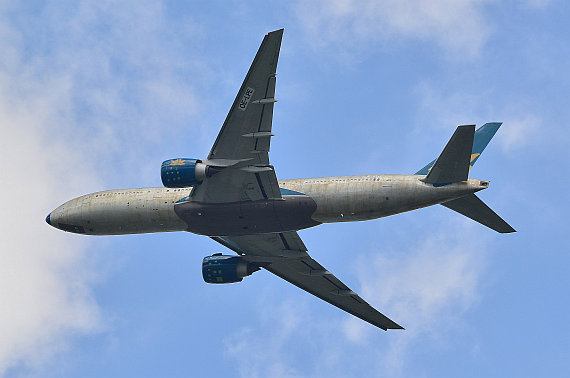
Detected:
left=208, top=29, right=282, bottom=163
left=191, top=29, right=283, bottom=204
left=211, top=232, right=404, bottom=331
left=198, top=29, right=402, bottom=330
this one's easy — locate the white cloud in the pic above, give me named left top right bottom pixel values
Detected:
left=349, top=227, right=486, bottom=373
left=415, top=83, right=483, bottom=129
left=21, top=0, right=206, bottom=185
left=414, top=82, right=542, bottom=153
left=0, top=0, right=204, bottom=373
left=223, top=292, right=360, bottom=378
left=223, top=299, right=307, bottom=378
left=294, top=0, right=495, bottom=57
left=0, top=63, right=103, bottom=374
left=496, top=113, right=541, bottom=152
left=223, top=224, right=487, bottom=377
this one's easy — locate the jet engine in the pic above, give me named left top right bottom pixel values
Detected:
left=161, top=158, right=227, bottom=188
left=202, top=253, right=260, bottom=284
left=161, top=158, right=208, bottom=187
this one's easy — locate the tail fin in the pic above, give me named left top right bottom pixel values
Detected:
left=422, top=125, right=474, bottom=184
left=416, top=122, right=502, bottom=175
left=416, top=122, right=515, bottom=233
left=442, top=194, right=516, bottom=233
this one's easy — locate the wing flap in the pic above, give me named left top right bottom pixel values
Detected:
left=266, top=258, right=404, bottom=330
left=191, top=165, right=281, bottom=203
left=191, top=30, right=283, bottom=204
left=208, top=29, right=283, bottom=165
left=211, top=232, right=403, bottom=331
left=252, top=75, right=277, bottom=155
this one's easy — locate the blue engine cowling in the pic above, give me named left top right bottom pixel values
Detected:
left=161, top=158, right=207, bottom=188
left=202, top=254, right=260, bottom=284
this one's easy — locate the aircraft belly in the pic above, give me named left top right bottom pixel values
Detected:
left=87, top=202, right=186, bottom=235
left=174, top=195, right=320, bottom=236
left=309, top=181, right=395, bottom=222
left=51, top=189, right=188, bottom=235
left=281, top=175, right=482, bottom=223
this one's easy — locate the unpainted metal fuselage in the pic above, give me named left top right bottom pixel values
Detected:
left=48, top=174, right=488, bottom=236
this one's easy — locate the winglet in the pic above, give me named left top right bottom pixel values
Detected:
left=423, top=125, right=475, bottom=184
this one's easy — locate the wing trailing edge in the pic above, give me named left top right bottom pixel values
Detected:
left=211, top=232, right=404, bottom=331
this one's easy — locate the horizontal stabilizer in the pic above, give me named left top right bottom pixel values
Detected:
left=442, top=194, right=516, bottom=233
left=423, top=125, right=475, bottom=184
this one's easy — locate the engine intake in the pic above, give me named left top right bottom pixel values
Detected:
left=202, top=254, right=259, bottom=284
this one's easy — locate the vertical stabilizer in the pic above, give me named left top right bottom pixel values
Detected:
left=422, top=125, right=474, bottom=184
left=416, top=122, right=502, bottom=175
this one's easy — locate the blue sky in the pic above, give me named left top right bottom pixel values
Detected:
left=1, top=0, right=568, bottom=377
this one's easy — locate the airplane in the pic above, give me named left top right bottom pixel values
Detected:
left=46, top=29, right=515, bottom=331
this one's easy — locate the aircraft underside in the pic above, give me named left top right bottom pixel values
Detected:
left=47, top=175, right=487, bottom=236
left=47, top=29, right=514, bottom=331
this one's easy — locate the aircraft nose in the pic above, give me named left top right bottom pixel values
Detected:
left=46, top=213, right=52, bottom=226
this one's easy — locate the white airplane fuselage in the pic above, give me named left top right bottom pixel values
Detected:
left=44, top=29, right=515, bottom=332
left=47, top=174, right=488, bottom=236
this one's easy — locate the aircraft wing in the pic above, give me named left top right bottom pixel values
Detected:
left=211, top=232, right=404, bottom=331
left=191, top=29, right=283, bottom=203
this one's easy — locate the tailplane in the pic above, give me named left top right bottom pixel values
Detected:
left=442, top=194, right=516, bottom=233
left=416, top=122, right=515, bottom=233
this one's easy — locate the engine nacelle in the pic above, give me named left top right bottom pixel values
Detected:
left=202, top=254, right=259, bottom=284
left=161, top=158, right=207, bottom=188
